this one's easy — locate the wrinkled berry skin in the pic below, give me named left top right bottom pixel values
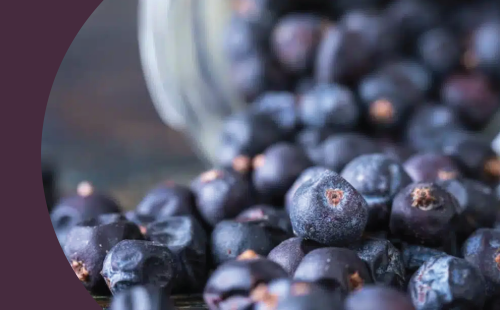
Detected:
left=219, top=111, right=284, bottom=167
left=390, top=182, right=459, bottom=247
left=51, top=188, right=121, bottom=247
left=254, top=279, right=343, bottom=310
left=110, top=285, right=175, bottom=310
left=462, top=228, right=500, bottom=298
left=404, top=153, right=461, bottom=182
left=290, top=171, right=368, bottom=246
left=252, top=142, right=312, bottom=204
left=204, top=256, right=287, bottom=310
left=145, top=216, right=207, bottom=293
left=298, top=84, right=360, bottom=130
left=294, top=247, right=372, bottom=292
left=341, top=154, right=412, bottom=231
left=63, top=217, right=143, bottom=295
left=267, top=237, right=323, bottom=275
left=237, top=205, right=292, bottom=235
left=285, top=166, right=331, bottom=214
left=191, top=168, right=253, bottom=226
left=349, top=238, right=405, bottom=289
left=319, top=134, right=379, bottom=173
left=438, top=178, right=498, bottom=240
left=101, top=240, right=177, bottom=295
left=250, top=92, right=299, bottom=136
left=408, top=255, right=486, bottom=310
left=271, top=14, right=323, bottom=75
left=135, top=182, right=195, bottom=220
left=211, top=219, right=290, bottom=266
left=345, top=285, right=415, bottom=310
left=401, top=244, right=446, bottom=274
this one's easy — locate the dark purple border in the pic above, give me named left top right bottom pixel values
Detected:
left=7, top=1, right=103, bottom=309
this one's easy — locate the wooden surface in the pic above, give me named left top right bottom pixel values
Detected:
left=42, top=0, right=206, bottom=210
left=94, top=295, right=207, bottom=310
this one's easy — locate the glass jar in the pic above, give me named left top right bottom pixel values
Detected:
left=139, top=0, right=245, bottom=164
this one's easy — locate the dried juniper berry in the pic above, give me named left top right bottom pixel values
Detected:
left=438, top=178, right=498, bottom=240
left=389, top=182, right=459, bottom=247
left=465, top=21, right=500, bottom=83
left=219, top=111, right=284, bottom=167
left=267, top=237, right=323, bottom=276
left=298, top=83, right=360, bottom=131
left=285, top=166, right=331, bottom=214
left=252, top=279, right=343, bottom=310
left=250, top=92, right=299, bottom=136
left=405, top=104, right=463, bottom=152
left=359, top=64, right=423, bottom=114
left=441, top=130, right=500, bottom=183
left=339, top=9, right=398, bottom=63
left=319, top=133, right=380, bottom=173
left=462, top=228, right=500, bottom=298
left=341, top=154, right=412, bottom=231
left=290, top=170, right=368, bottom=246
left=401, top=243, right=447, bottom=275
left=101, top=240, right=178, bottom=295
left=349, top=238, right=405, bottom=289
left=230, top=52, right=289, bottom=103
left=236, top=205, right=292, bottom=235
left=385, top=0, right=439, bottom=50
left=378, top=60, right=432, bottom=96
left=359, top=72, right=421, bottom=131
left=345, top=286, right=415, bottom=310
left=63, top=216, right=143, bottom=295
left=404, top=152, right=462, bottom=182
left=408, top=255, right=486, bottom=310
left=441, top=74, right=499, bottom=129
left=145, top=216, right=207, bottom=293
left=294, top=247, right=372, bottom=292
left=252, top=142, right=312, bottom=204
left=417, top=28, right=461, bottom=78
left=191, top=168, right=252, bottom=226
left=110, top=285, right=175, bottom=310
left=210, top=216, right=291, bottom=266
left=315, top=26, right=373, bottom=85
left=51, top=181, right=121, bottom=247
left=135, top=181, right=195, bottom=220
left=271, top=14, right=324, bottom=75
left=203, top=250, right=288, bottom=310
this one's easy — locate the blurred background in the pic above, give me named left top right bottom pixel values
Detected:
left=42, top=0, right=204, bottom=210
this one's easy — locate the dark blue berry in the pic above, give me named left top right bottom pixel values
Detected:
left=101, top=240, right=178, bottom=295
left=290, top=171, right=368, bottom=246
left=267, top=237, right=323, bottom=276
left=408, top=255, right=486, bottom=310
left=341, top=154, right=412, bottom=230
left=191, top=168, right=253, bottom=226
left=390, top=182, right=459, bottom=247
